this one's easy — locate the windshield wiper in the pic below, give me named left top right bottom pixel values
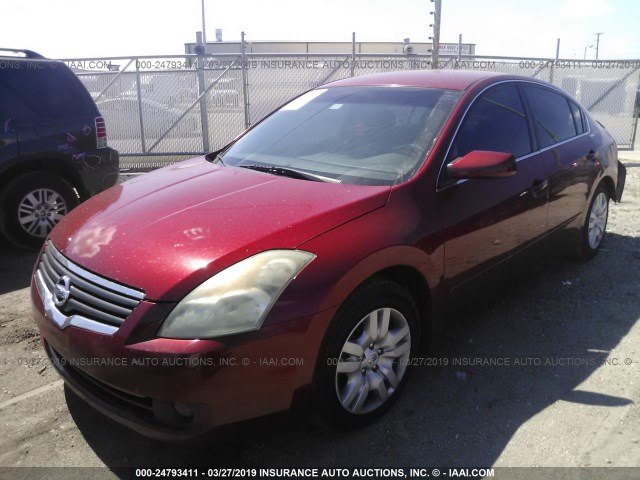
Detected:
left=238, top=164, right=341, bottom=183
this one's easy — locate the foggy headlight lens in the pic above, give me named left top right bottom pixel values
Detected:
left=158, top=250, right=315, bottom=339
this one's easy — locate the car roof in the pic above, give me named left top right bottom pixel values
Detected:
left=326, top=70, right=507, bottom=91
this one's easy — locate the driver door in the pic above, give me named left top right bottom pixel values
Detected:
left=436, top=83, right=548, bottom=308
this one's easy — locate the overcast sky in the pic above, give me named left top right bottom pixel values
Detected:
left=3, top=0, right=638, bottom=59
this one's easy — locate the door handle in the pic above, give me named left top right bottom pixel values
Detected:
left=531, top=179, right=549, bottom=197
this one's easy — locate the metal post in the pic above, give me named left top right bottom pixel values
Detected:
left=201, top=0, right=207, bottom=47
left=550, top=38, right=560, bottom=84
left=134, top=61, right=146, bottom=153
left=595, top=32, right=604, bottom=60
left=196, top=31, right=210, bottom=152
left=431, top=0, right=441, bottom=69
left=240, top=31, right=250, bottom=129
left=457, top=33, right=462, bottom=64
left=351, top=32, right=356, bottom=77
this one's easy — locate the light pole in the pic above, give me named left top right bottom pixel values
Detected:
left=584, top=44, right=593, bottom=59
left=201, top=0, right=207, bottom=47
left=595, top=32, right=604, bottom=60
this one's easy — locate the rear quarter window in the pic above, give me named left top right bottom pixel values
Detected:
left=569, top=101, right=585, bottom=135
left=0, top=62, right=92, bottom=119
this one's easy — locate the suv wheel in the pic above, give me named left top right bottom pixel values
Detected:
left=0, top=172, right=79, bottom=249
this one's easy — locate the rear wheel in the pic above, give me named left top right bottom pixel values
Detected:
left=313, top=279, right=418, bottom=427
left=573, top=183, right=609, bottom=260
left=0, top=172, right=79, bottom=250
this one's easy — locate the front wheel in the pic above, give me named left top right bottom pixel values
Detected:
left=573, top=183, right=609, bottom=260
left=0, top=172, right=79, bottom=250
left=313, top=279, right=419, bottom=427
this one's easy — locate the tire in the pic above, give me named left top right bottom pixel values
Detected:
left=0, top=172, right=79, bottom=250
left=313, top=279, right=419, bottom=428
left=573, top=183, right=609, bottom=260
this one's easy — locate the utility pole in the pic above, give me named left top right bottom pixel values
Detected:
left=195, top=31, right=210, bottom=152
left=201, top=0, right=207, bottom=47
left=430, top=0, right=442, bottom=69
left=595, top=32, right=604, bottom=60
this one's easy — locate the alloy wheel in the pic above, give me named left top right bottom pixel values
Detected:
left=18, top=188, right=68, bottom=238
left=588, top=191, right=608, bottom=250
left=335, top=307, right=411, bottom=415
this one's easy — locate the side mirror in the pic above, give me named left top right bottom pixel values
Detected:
left=447, top=150, right=516, bottom=179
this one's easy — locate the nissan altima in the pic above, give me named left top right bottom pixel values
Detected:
left=31, top=70, right=626, bottom=440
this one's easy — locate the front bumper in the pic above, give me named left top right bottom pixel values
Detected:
left=43, top=338, right=212, bottom=440
left=31, top=275, right=335, bottom=441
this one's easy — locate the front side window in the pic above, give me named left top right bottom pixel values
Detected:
left=447, top=84, right=532, bottom=164
left=220, top=86, right=461, bottom=186
left=523, top=86, right=577, bottom=149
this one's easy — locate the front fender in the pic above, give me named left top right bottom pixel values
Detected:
left=267, top=194, right=445, bottom=329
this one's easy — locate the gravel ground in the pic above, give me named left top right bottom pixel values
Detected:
left=0, top=159, right=638, bottom=480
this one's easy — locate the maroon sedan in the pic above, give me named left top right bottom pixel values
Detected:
left=32, top=71, right=626, bottom=440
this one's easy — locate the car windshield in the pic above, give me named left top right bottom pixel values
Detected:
left=220, top=86, right=461, bottom=186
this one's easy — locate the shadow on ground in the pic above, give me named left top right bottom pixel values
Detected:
left=0, top=236, right=38, bottom=295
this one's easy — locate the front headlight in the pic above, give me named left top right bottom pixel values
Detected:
left=158, top=250, right=315, bottom=339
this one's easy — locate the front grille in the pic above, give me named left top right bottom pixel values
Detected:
left=37, top=241, right=144, bottom=332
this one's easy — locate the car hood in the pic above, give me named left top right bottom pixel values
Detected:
left=51, top=157, right=390, bottom=301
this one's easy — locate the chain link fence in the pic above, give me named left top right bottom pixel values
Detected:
left=62, top=52, right=640, bottom=170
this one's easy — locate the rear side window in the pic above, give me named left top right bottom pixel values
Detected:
left=523, top=86, right=577, bottom=148
left=569, top=101, right=585, bottom=135
left=448, top=84, right=532, bottom=161
left=0, top=63, right=91, bottom=119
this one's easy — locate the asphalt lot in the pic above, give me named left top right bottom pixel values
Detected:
left=0, top=158, right=638, bottom=480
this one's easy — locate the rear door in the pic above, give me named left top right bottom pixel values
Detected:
left=436, top=83, right=548, bottom=306
left=520, top=85, right=593, bottom=231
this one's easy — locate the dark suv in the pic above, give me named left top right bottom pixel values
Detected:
left=0, top=48, right=119, bottom=249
